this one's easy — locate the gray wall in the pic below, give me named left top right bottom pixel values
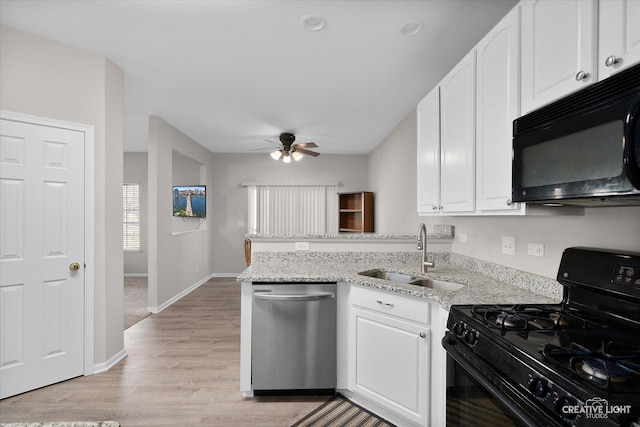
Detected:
left=0, top=25, right=124, bottom=365
left=148, top=116, right=216, bottom=309
left=369, top=110, right=640, bottom=279
left=209, top=153, right=370, bottom=274
left=123, top=152, right=148, bottom=275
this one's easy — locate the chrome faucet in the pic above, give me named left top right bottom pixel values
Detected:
left=418, top=223, right=435, bottom=273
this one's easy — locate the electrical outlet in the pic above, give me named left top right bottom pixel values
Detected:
left=528, top=243, right=545, bottom=257
left=458, top=233, right=468, bottom=243
left=502, top=236, right=516, bottom=256
left=295, top=241, right=310, bottom=251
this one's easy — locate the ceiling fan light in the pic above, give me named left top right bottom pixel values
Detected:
left=292, top=151, right=303, bottom=161
left=282, top=153, right=292, bottom=163
left=270, top=150, right=282, bottom=160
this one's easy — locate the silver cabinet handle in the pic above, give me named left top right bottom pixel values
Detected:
left=506, top=199, right=512, bottom=206
left=420, top=332, right=426, bottom=338
left=432, top=205, right=437, bottom=211
left=575, top=71, right=589, bottom=81
left=254, top=292, right=334, bottom=302
left=605, top=55, right=619, bottom=67
left=376, top=300, right=394, bottom=308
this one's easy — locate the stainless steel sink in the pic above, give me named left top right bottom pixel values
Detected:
left=358, top=269, right=465, bottom=291
left=358, top=270, right=416, bottom=284
left=406, top=278, right=465, bottom=291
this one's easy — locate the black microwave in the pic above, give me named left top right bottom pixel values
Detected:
left=512, top=63, right=640, bottom=206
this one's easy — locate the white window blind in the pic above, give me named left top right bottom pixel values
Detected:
left=123, top=183, right=140, bottom=250
left=247, top=184, right=338, bottom=235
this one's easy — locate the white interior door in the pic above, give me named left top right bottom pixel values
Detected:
left=0, top=118, right=85, bottom=399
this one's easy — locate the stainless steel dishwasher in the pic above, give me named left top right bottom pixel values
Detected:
left=251, top=282, right=337, bottom=395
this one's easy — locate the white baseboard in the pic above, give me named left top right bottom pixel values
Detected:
left=93, top=348, right=127, bottom=374
left=210, top=272, right=241, bottom=278
left=124, top=273, right=148, bottom=278
left=148, top=273, right=216, bottom=313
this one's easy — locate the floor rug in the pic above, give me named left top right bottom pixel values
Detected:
left=292, top=394, right=396, bottom=427
left=0, top=423, right=119, bottom=427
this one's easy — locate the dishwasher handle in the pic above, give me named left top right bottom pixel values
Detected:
left=254, top=292, right=335, bottom=302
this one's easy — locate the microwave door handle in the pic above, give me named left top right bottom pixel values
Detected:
left=624, top=97, right=640, bottom=189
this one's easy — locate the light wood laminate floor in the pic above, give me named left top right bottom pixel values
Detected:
left=0, top=279, right=328, bottom=426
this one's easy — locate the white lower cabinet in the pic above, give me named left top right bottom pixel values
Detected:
left=344, top=285, right=434, bottom=426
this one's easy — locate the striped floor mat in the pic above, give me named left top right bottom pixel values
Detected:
left=292, top=395, right=396, bottom=427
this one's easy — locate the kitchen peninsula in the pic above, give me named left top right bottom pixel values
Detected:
left=238, top=231, right=561, bottom=427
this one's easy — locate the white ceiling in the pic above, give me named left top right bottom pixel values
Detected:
left=0, top=0, right=518, bottom=154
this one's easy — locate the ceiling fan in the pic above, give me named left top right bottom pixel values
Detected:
left=251, top=132, right=320, bottom=163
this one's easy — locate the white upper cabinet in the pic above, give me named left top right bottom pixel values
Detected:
left=417, top=50, right=476, bottom=215
left=521, top=0, right=598, bottom=114
left=476, top=6, right=524, bottom=213
left=439, top=50, right=477, bottom=213
left=598, top=0, right=640, bottom=79
left=417, top=87, right=440, bottom=214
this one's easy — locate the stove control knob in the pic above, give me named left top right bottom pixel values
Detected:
left=529, top=377, right=549, bottom=399
left=464, top=329, right=478, bottom=346
left=555, top=396, right=578, bottom=420
left=452, top=321, right=465, bottom=337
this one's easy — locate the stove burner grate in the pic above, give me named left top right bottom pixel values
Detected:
left=543, top=341, right=640, bottom=392
left=471, top=304, right=590, bottom=332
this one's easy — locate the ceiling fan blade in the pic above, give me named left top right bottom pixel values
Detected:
left=249, top=147, right=280, bottom=151
left=295, top=148, right=320, bottom=157
left=262, top=139, right=281, bottom=145
left=294, top=142, right=318, bottom=149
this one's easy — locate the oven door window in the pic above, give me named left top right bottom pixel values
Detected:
left=447, top=355, right=527, bottom=427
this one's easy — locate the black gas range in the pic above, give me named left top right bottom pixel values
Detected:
left=442, top=247, right=640, bottom=427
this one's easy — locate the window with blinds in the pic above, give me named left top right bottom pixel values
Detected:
left=247, top=184, right=338, bottom=235
left=123, top=183, right=140, bottom=250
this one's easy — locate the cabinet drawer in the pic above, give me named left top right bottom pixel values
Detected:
left=351, top=285, right=430, bottom=325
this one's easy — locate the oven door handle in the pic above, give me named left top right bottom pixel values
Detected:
left=442, top=334, right=561, bottom=427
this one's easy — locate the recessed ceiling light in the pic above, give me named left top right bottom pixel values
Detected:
left=397, top=21, right=423, bottom=36
left=301, top=15, right=325, bottom=31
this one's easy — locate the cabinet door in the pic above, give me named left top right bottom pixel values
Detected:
left=440, top=50, right=476, bottom=213
left=430, top=305, right=449, bottom=427
left=353, top=308, right=429, bottom=425
left=599, top=0, right=640, bottom=79
left=417, top=86, right=441, bottom=214
left=476, top=6, right=522, bottom=212
left=521, top=0, right=597, bottom=113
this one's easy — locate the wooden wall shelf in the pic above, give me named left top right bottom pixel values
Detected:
left=339, top=192, right=374, bottom=233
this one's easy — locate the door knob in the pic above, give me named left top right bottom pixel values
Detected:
left=69, top=262, right=80, bottom=271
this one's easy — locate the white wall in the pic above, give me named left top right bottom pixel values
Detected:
left=369, top=111, right=437, bottom=234
left=451, top=208, right=640, bottom=278
left=148, top=116, right=216, bottom=309
left=123, top=152, right=148, bottom=275
left=210, top=153, right=369, bottom=274
left=369, top=109, right=640, bottom=279
left=0, top=25, right=124, bottom=365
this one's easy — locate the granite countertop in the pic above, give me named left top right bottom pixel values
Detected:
left=246, top=225, right=456, bottom=241
left=237, top=252, right=561, bottom=309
